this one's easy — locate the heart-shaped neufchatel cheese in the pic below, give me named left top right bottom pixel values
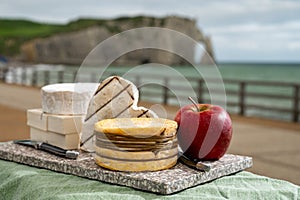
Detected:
left=80, top=76, right=157, bottom=152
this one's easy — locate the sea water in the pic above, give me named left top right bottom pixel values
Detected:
left=4, top=63, right=300, bottom=121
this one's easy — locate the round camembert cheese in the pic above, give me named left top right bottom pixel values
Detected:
left=41, top=83, right=99, bottom=115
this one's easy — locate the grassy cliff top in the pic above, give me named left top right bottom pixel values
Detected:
left=0, top=16, right=163, bottom=37
left=0, top=16, right=179, bottom=56
left=0, top=18, right=102, bottom=56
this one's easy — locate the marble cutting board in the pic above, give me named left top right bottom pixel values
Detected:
left=0, top=142, right=252, bottom=194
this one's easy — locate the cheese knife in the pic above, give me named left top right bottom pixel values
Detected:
left=13, top=140, right=79, bottom=159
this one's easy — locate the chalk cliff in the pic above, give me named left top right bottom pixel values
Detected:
left=21, top=16, right=214, bottom=65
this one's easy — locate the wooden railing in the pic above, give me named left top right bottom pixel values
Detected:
left=1, top=67, right=299, bottom=122
left=134, top=75, right=300, bottom=122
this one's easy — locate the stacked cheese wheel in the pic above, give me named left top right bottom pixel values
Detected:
left=27, top=83, right=98, bottom=149
left=94, top=118, right=178, bottom=172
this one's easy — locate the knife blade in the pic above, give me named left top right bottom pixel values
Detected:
left=179, top=154, right=211, bottom=172
left=13, top=140, right=79, bottom=159
left=178, top=147, right=211, bottom=172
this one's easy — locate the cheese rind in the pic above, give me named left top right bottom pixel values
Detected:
left=27, top=108, right=84, bottom=135
left=30, top=127, right=79, bottom=150
left=41, top=83, right=98, bottom=115
left=48, top=114, right=84, bottom=134
left=94, top=154, right=177, bottom=172
left=94, top=118, right=178, bottom=172
left=27, top=109, right=47, bottom=131
left=95, top=118, right=178, bottom=137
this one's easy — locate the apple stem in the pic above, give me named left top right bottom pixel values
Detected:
left=188, top=96, right=200, bottom=112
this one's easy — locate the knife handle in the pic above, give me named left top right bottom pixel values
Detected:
left=38, top=143, right=79, bottom=159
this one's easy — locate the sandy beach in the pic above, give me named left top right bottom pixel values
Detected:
left=0, top=83, right=299, bottom=185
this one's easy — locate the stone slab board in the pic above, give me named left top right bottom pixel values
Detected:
left=0, top=142, right=252, bottom=194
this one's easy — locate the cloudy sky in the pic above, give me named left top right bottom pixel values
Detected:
left=1, top=0, right=300, bottom=63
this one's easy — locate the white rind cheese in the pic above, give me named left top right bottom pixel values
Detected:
left=27, top=109, right=48, bottom=131
left=27, top=108, right=84, bottom=134
left=48, top=114, right=84, bottom=134
left=30, top=127, right=80, bottom=150
left=41, top=83, right=98, bottom=115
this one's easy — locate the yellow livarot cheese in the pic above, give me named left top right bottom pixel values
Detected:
left=94, top=118, right=178, bottom=172
left=94, top=154, right=177, bottom=172
left=94, top=118, right=177, bottom=137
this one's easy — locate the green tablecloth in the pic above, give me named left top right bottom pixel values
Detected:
left=0, top=159, right=299, bottom=200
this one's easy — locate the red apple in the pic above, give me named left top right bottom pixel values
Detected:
left=174, top=102, right=232, bottom=160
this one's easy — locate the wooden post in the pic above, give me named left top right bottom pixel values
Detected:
left=239, top=82, right=246, bottom=115
left=73, top=71, right=77, bottom=82
left=21, top=67, right=27, bottom=85
left=292, top=85, right=299, bottom=122
left=44, top=71, right=50, bottom=85
left=135, top=76, right=141, bottom=99
left=58, top=71, right=64, bottom=83
left=12, top=68, right=17, bottom=83
left=90, top=73, right=98, bottom=82
left=197, top=79, right=204, bottom=103
left=31, top=71, right=37, bottom=86
left=0, top=67, right=7, bottom=82
left=163, top=77, right=169, bottom=105
left=0, top=68, right=2, bottom=82
left=135, top=76, right=141, bottom=89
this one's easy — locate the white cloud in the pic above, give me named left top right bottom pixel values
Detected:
left=288, top=42, right=300, bottom=51
left=204, top=18, right=300, bottom=62
left=1, top=0, right=300, bottom=62
left=206, top=21, right=300, bottom=34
